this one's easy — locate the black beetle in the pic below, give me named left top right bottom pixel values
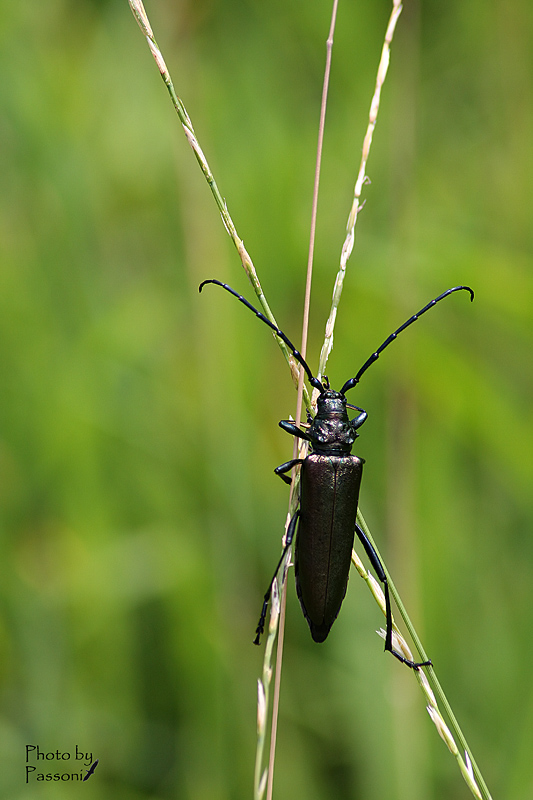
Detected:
left=199, top=279, right=474, bottom=667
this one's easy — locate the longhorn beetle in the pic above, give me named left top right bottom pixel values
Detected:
left=199, top=279, right=474, bottom=668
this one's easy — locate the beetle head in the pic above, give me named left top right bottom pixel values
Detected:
left=315, top=390, right=346, bottom=418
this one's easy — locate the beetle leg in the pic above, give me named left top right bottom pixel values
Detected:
left=355, top=524, right=431, bottom=670
left=279, top=419, right=312, bottom=440
left=350, top=409, right=368, bottom=431
left=274, top=458, right=304, bottom=485
left=254, top=510, right=300, bottom=645
left=354, top=524, right=394, bottom=654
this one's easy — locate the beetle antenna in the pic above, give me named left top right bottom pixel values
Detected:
left=340, top=285, right=474, bottom=395
left=199, top=280, right=324, bottom=392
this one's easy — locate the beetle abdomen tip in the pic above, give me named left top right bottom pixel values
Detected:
left=310, top=624, right=331, bottom=643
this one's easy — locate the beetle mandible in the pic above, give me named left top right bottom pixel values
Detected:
left=199, top=279, right=474, bottom=668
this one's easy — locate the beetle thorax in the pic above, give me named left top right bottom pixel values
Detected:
left=310, top=390, right=356, bottom=453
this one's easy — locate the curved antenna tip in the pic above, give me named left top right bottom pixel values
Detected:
left=455, top=284, right=475, bottom=302
left=340, top=283, right=476, bottom=396
left=197, top=278, right=323, bottom=391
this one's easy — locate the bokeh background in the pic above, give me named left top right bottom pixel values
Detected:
left=1, top=0, right=532, bottom=798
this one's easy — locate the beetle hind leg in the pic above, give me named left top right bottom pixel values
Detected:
left=254, top=510, right=300, bottom=645
left=355, top=524, right=431, bottom=670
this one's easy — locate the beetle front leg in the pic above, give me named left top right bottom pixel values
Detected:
left=279, top=419, right=312, bottom=440
left=355, top=524, right=431, bottom=670
left=254, top=510, right=300, bottom=645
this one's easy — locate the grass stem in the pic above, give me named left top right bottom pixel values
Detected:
left=356, top=510, right=492, bottom=800
left=318, top=0, right=403, bottom=379
left=127, top=0, right=310, bottom=406
left=128, top=2, right=493, bottom=798
left=263, top=2, right=339, bottom=795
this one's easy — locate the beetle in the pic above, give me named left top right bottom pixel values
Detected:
left=199, top=279, right=474, bottom=667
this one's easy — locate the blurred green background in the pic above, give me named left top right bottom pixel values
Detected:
left=0, top=0, right=531, bottom=798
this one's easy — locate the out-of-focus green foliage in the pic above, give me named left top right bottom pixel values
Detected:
left=0, top=1, right=531, bottom=798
